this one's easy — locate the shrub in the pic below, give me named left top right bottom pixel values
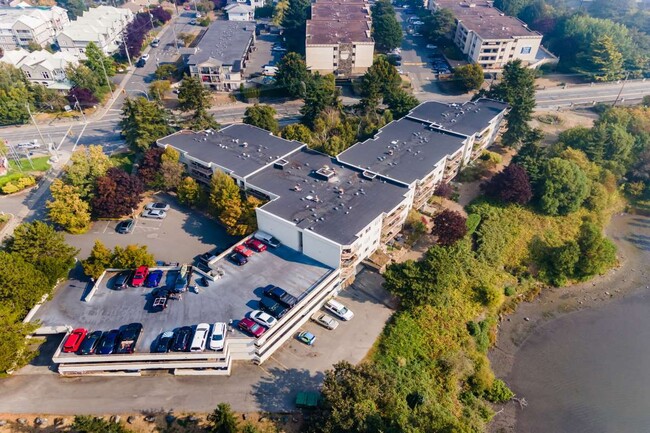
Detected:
left=432, top=209, right=467, bottom=246
left=466, top=213, right=481, bottom=234
left=434, top=182, right=454, bottom=198
left=504, top=286, right=516, bottom=296
left=485, top=379, right=514, bottom=403
left=473, top=285, right=502, bottom=308
left=1, top=176, right=35, bottom=194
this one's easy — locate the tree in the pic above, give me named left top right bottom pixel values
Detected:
left=273, top=0, right=289, bottom=25
left=85, top=41, right=116, bottom=81
left=67, top=87, right=98, bottom=108
left=137, top=147, right=164, bottom=186
left=511, top=128, right=545, bottom=187
left=155, top=64, right=179, bottom=80
left=71, top=415, right=135, bottom=433
left=186, top=107, right=220, bottom=131
left=432, top=209, right=468, bottom=246
left=489, top=60, right=535, bottom=147
left=64, top=145, right=114, bottom=201
left=359, top=56, right=401, bottom=104
left=0, top=63, right=32, bottom=126
left=231, top=196, right=262, bottom=235
left=159, top=146, right=184, bottom=190
left=210, top=170, right=243, bottom=231
left=281, top=123, right=312, bottom=143
left=149, top=80, right=171, bottom=102
left=243, top=104, right=279, bottom=133
left=282, top=0, right=311, bottom=53
left=120, top=97, right=173, bottom=152
left=66, top=64, right=106, bottom=100
left=538, top=239, right=581, bottom=286
left=92, top=167, right=145, bottom=218
left=120, top=12, right=154, bottom=59
left=150, top=6, right=172, bottom=24
left=575, top=220, right=616, bottom=278
left=109, top=244, right=156, bottom=269
left=453, top=63, right=484, bottom=92
left=275, top=52, right=309, bottom=98
left=300, top=73, right=339, bottom=127
left=3, top=221, right=78, bottom=286
left=0, top=303, right=39, bottom=374
left=207, top=403, right=238, bottom=433
left=47, top=179, right=92, bottom=234
left=538, top=158, right=590, bottom=216
left=434, top=182, right=454, bottom=199
left=423, top=8, right=455, bottom=44
left=385, top=88, right=419, bottom=118
left=371, top=0, right=402, bottom=51
left=580, top=35, right=624, bottom=81
left=481, top=163, right=533, bottom=204
left=32, top=84, right=67, bottom=111
left=0, top=251, right=51, bottom=315
left=177, top=176, right=204, bottom=206
left=82, top=240, right=112, bottom=280
left=178, top=32, right=195, bottom=47
left=178, top=75, right=211, bottom=112
left=311, top=108, right=357, bottom=155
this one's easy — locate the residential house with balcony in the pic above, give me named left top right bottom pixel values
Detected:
left=0, top=4, right=69, bottom=50
left=0, top=47, right=78, bottom=89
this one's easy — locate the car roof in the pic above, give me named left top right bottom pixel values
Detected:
left=327, top=299, right=344, bottom=308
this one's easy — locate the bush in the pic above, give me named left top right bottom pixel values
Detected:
left=240, top=84, right=260, bottom=102
left=473, top=285, right=502, bottom=308
left=466, top=213, right=481, bottom=234
left=1, top=175, right=36, bottom=194
left=485, top=379, right=514, bottom=403
left=504, top=286, right=516, bottom=296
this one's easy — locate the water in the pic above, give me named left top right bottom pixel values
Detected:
left=509, top=287, right=650, bottom=433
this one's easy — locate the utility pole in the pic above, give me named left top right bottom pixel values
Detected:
left=24, top=104, right=44, bottom=169
left=72, top=94, right=88, bottom=123
left=122, top=29, right=133, bottom=68
left=99, top=56, right=114, bottom=99
left=613, top=71, right=630, bottom=107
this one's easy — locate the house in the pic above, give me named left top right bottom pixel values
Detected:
left=225, top=3, right=254, bottom=21
left=186, top=21, right=255, bottom=91
left=0, top=47, right=78, bottom=89
left=56, top=5, right=133, bottom=59
left=0, top=4, right=69, bottom=50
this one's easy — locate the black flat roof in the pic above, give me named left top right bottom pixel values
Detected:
left=337, top=117, right=467, bottom=185
left=187, top=21, right=255, bottom=67
left=158, top=125, right=304, bottom=179
left=407, top=98, right=508, bottom=136
left=248, top=148, right=409, bottom=245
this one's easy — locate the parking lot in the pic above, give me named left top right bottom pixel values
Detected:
left=246, top=33, right=283, bottom=80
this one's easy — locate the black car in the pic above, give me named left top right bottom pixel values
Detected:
left=154, top=331, right=174, bottom=353
left=229, top=252, right=248, bottom=266
left=152, top=288, right=169, bottom=312
left=171, top=326, right=193, bottom=352
left=136, top=57, right=146, bottom=68
left=113, top=271, right=131, bottom=290
left=78, top=330, right=103, bottom=355
left=263, top=285, right=297, bottom=308
left=96, top=329, right=119, bottom=355
left=115, top=323, right=143, bottom=354
left=259, top=296, right=289, bottom=319
left=116, top=219, right=134, bottom=234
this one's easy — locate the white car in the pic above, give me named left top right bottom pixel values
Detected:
left=141, top=209, right=167, bottom=219
left=426, top=44, right=437, bottom=49
left=209, top=322, right=227, bottom=351
left=250, top=310, right=278, bottom=328
left=189, top=18, right=197, bottom=25
left=17, top=140, right=41, bottom=150
left=190, top=323, right=210, bottom=352
left=324, top=299, right=354, bottom=321
left=145, top=202, right=170, bottom=211
left=151, top=38, right=160, bottom=47
left=271, top=46, right=287, bottom=52
left=141, top=53, right=150, bottom=62
left=311, top=312, right=339, bottom=330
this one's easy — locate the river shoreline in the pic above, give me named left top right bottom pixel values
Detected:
left=488, top=213, right=650, bottom=433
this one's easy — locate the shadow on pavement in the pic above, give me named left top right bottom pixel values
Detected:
left=252, top=367, right=324, bottom=413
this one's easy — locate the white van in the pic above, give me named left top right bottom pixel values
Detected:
left=263, top=66, right=278, bottom=76
left=253, top=230, right=281, bottom=248
left=190, top=323, right=210, bottom=352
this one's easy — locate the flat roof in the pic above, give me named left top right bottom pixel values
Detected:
left=248, top=148, right=409, bottom=245
left=187, top=21, right=255, bottom=66
left=310, top=3, right=370, bottom=20
left=306, top=19, right=372, bottom=45
left=407, top=98, right=508, bottom=136
left=32, top=247, right=332, bottom=352
left=338, top=118, right=467, bottom=185
left=158, top=125, right=304, bottom=179
left=433, top=0, right=540, bottom=39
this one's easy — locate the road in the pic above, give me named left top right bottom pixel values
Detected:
left=535, top=79, right=650, bottom=108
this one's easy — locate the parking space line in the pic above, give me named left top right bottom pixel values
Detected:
left=269, top=355, right=290, bottom=370
left=257, top=364, right=272, bottom=375
left=102, top=221, right=111, bottom=233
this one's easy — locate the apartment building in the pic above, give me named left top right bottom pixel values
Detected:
left=0, top=47, right=78, bottom=89
left=186, top=21, right=255, bottom=91
left=0, top=4, right=69, bottom=50
left=224, top=3, right=254, bottom=21
left=305, top=0, right=374, bottom=76
left=56, top=5, right=133, bottom=59
left=429, top=0, right=547, bottom=72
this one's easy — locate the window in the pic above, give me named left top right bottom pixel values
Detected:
left=24, top=71, right=31, bottom=78
left=520, top=46, right=532, bottom=54
left=42, top=71, right=51, bottom=79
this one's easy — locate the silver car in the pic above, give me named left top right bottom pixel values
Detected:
left=145, top=202, right=170, bottom=211
left=311, top=312, right=339, bottom=330
left=141, top=209, right=167, bottom=219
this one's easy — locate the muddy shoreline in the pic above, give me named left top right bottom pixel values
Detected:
left=488, top=213, right=650, bottom=433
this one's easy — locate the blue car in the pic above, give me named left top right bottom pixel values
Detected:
left=297, top=331, right=316, bottom=346
left=96, top=329, right=119, bottom=355
left=145, top=270, right=163, bottom=288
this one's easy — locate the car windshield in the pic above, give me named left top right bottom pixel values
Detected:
left=212, top=334, right=223, bottom=341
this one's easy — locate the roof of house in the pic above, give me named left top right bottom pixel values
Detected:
left=187, top=20, right=255, bottom=66
left=432, top=0, right=540, bottom=40
left=248, top=148, right=410, bottom=245
left=407, top=98, right=508, bottom=136
left=157, top=124, right=305, bottom=179
left=58, top=5, right=132, bottom=43
left=306, top=19, right=371, bottom=45
left=0, top=47, right=78, bottom=71
left=310, top=2, right=370, bottom=21
left=225, top=2, right=252, bottom=13
left=0, top=4, right=66, bottom=29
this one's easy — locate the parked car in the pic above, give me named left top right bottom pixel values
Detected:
left=152, top=288, right=169, bottom=312
left=154, top=330, right=174, bottom=353
left=174, top=273, right=188, bottom=291
left=113, top=271, right=131, bottom=290
left=141, top=53, right=150, bottom=62
left=209, top=322, right=227, bottom=351
left=263, top=284, right=297, bottom=308
left=171, top=326, right=193, bottom=352
left=238, top=318, right=266, bottom=338
left=229, top=252, right=248, bottom=266
left=259, top=296, right=289, bottom=319
left=190, top=323, right=210, bottom=352
left=311, top=312, right=339, bottom=330
left=131, top=265, right=149, bottom=287
left=115, top=323, right=143, bottom=354
left=271, top=45, right=287, bottom=52
left=324, top=299, right=354, bottom=321
left=189, top=18, right=197, bottom=25
left=17, top=140, right=41, bottom=150
left=297, top=331, right=316, bottom=346
left=151, top=38, right=160, bottom=47
left=145, top=202, right=170, bottom=211
left=250, top=310, right=278, bottom=328
left=253, top=231, right=281, bottom=248
left=141, top=209, right=167, bottom=219
left=96, top=329, right=120, bottom=355
left=234, top=244, right=254, bottom=257
left=77, top=330, right=103, bottom=355
left=426, top=44, right=437, bottom=49
left=136, top=57, right=146, bottom=68
left=116, top=219, right=135, bottom=234
left=62, top=328, right=87, bottom=353
left=198, top=251, right=218, bottom=265
left=144, top=270, right=163, bottom=288
left=245, top=238, right=267, bottom=252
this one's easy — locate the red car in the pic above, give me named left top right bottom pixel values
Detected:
left=245, top=238, right=267, bottom=252
left=234, top=244, right=254, bottom=257
left=238, top=318, right=266, bottom=338
left=131, top=265, right=149, bottom=287
left=63, top=328, right=88, bottom=353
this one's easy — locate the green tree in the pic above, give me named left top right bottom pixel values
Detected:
left=0, top=63, right=32, bottom=126
left=489, top=60, right=536, bottom=147
left=0, top=251, right=51, bottom=315
left=512, top=128, right=546, bottom=188
left=581, top=35, right=624, bottom=81
left=539, top=239, right=581, bottom=286
left=453, top=63, right=485, bottom=91
left=575, top=220, right=617, bottom=278
left=281, top=123, right=312, bottom=143
left=155, top=63, right=179, bottom=80
left=494, top=0, right=529, bottom=15
left=178, top=75, right=211, bottom=112
left=109, top=245, right=156, bottom=269
left=63, top=145, right=114, bottom=201
left=538, top=158, right=590, bottom=216
left=66, top=63, right=107, bottom=99
left=371, top=2, right=403, bottom=52
left=301, top=73, right=339, bottom=127
left=47, top=179, right=91, bottom=234
left=82, top=240, right=113, bottom=280
left=186, top=107, right=220, bottom=131
left=359, top=56, right=401, bottom=104
left=423, top=8, right=455, bottom=43
left=159, top=148, right=185, bottom=190
left=32, top=84, right=67, bottom=111
left=85, top=41, right=116, bottom=81
left=275, top=52, right=309, bottom=98
left=149, top=80, right=171, bottom=102
left=3, top=221, right=78, bottom=286
left=210, top=170, right=243, bottom=231
left=282, top=0, right=311, bottom=53
left=243, top=104, right=279, bottom=133
left=177, top=176, right=204, bottom=206
left=0, top=304, right=38, bottom=374
left=385, top=88, right=419, bottom=118
left=207, top=403, right=238, bottom=433
left=71, top=415, right=135, bottom=433
left=312, top=108, right=358, bottom=155
left=120, top=97, right=173, bottom=152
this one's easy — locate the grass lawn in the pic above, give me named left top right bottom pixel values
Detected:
left=0, top=156, right=51, bottom=188
left=109, top=151, right=137, bottom=173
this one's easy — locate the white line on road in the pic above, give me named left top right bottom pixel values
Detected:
left=56, top=125, right=73, bottom=151
left=71, top=123, right=89, bottom=152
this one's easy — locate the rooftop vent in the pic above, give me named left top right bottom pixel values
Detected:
left=315, top=166, right=336, bottom=181
left=274, top=158, right=289, bottom=169
left=362, top=170, right=377, bottom=180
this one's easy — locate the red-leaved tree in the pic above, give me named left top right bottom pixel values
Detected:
left=92, top=168, right=144, bottom=218
left=432, top=209, right=467, bottom=246
left=138, top=147, right=164, bottom=186
left=433, top=182, right=454, bottom=199
left=481, top=163, right=533, bottom=205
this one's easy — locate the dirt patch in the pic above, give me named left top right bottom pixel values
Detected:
left=531, top=108, right=598, bottom=146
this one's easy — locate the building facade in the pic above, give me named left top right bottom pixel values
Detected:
left=0, top=47, right=78, bottom=89
left=224, top=3, right=254, bottom=21
left=0, top=4, right=69, bottom=50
